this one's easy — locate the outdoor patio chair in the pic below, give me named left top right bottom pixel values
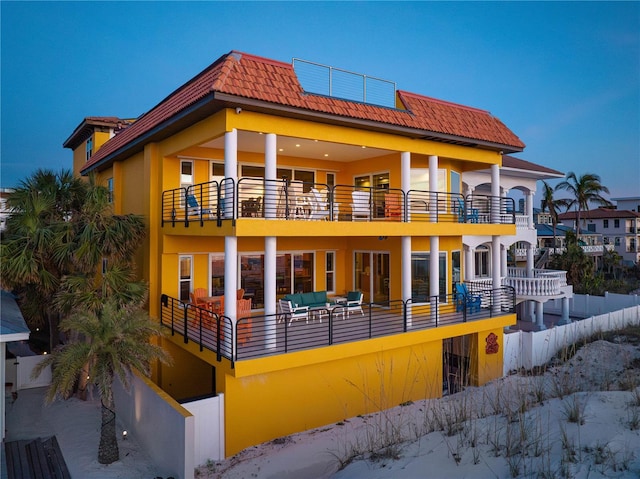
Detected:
left=350, top=191, right=371, bottom=221
left=455, top=282, right=482, bottom=313
left=190, top=288, right=208, bottom=306
left=456, top=197, right=479, bottom=223
left=278, top=299, right=309, bottom=324
left=341, top=291, right=364, bottom=317
left=384, top=193, right=402, bottom=219
left=186, top=194, right=213, bottom=218
left=308, top=188, right=330, bottom=221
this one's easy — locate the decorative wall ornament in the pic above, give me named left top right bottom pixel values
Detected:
left=485, top=332, right=499, bottom=354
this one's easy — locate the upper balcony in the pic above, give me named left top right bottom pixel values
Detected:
left=161, top=178, right=515, bottom=230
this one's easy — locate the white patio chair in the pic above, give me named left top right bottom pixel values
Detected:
left=288, top=181, right=309, bottom=219
left=308, top=188, right=330, bottom=220
left=350, top=191, right=371, bottom=221
left=343, top=291, right=364, bottom=317
left=278, top=299, right=309, bottom=324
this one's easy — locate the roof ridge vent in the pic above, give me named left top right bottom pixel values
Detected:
left=292, top=58, right=396, bottom=108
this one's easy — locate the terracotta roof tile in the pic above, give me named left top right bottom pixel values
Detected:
left=559, top=208, right=640, bottom=220
left=502, top=155, right=564, bottom=176
left=84, top=51, right=525, bottom=172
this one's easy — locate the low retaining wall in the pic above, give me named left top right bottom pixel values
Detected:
left=504, top=305, right=640, bottom=374
left=114, top=373, right=195, bottom=479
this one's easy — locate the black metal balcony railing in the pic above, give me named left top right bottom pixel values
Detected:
left=159, top=287, right=515, bottom=364
left=161, top=178, right=515, bottom=227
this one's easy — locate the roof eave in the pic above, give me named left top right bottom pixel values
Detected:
left=81, top=94, right=219, bottom=174
left=218, top=92, right=524, bottom=153
left=82, top=91, right=524, bottom=173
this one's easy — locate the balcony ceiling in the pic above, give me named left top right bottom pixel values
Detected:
left=200, top=130, right=391, bottom=162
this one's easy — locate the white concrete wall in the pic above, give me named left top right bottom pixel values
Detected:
left=182, top=394, right=225, bottom=465
left=545, top=292, right=640, bottom=317
left=504, top=305, right=640, bottom=374
left=114, top=373, right=195, bottom=479
left=16, top=355, right=51, bottom=390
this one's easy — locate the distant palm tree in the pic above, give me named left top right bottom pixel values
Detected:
left=540, top=181, right=569, bottom=253
left=33, top=295, right=171, bottom=465
left=556, top=172, right=612, bottom=238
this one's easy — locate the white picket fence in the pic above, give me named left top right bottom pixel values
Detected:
left=504, top=304, right=640, bottom=374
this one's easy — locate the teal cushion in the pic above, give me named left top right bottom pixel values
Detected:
left=289, top=293, right=303, bottom=307
left=314, top=291, right=327, bottom=304
left=301, top=292, right=316, bottom=306
left=347, top=291, right=361, bottom=302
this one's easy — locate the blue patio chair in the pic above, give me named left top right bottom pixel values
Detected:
left=186, top=194, right=213, bottom=218
left=455, top=282, right=482, bottom=313
left=456, top=198, right=479, bottom=223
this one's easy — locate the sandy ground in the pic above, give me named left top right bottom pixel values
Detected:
left=5, top=337, right=640, bottom=479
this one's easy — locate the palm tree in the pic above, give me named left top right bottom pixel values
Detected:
left=540, top=181, right=568, bottom=253
left=0, top=169, right=87, bottom=350
left=555, top=172, right=612, bottom=238
left=33, top=295, right=171, bottom=464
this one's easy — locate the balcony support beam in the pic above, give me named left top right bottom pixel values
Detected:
left=492, top=236, right=501, bottom=315
left=264, top=236, right=277, bottom=348
left=491, top=164, right=500, bottom=223
left=225, top=235, right=238, bottom=354
left=224, top=129, right=238, bottom=219
left=430, top=236, right=439, bottom=321
left=402, top=235, right=412, bottom=328
left=429, top=155, right=438, bottom=223
left=527, top=190, right=534, bottom=229
left=265, top=133, right=277, bottom=219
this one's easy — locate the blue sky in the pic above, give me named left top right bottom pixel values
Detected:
left=2, top=1, right=639, bottom=203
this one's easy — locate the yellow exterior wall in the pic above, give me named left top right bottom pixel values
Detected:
left=221, top=314, right=514, bottom=456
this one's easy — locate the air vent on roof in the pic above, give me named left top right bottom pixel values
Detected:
left=293, top=58, right=396, bottom=108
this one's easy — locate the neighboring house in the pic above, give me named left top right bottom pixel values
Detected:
left=558, top=207, right=640, bottom=266
left=1, top=291, right=30, bottom=441
left=462, top=157, right=574, bottom=330
left=65, top=50, right=528, bottom=458
left=0, top=188, right=14, bottom=232
left=612, top=196, right=640, bottom=213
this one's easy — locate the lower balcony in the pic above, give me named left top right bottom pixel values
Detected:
left=467, top=268, right=572, bottom=301
left=159, top=287, right=515, bottom=364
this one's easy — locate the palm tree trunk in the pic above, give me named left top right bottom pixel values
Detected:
left=98, top=392, right=119, bottom=464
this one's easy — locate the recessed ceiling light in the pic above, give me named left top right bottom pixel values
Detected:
left=295, top=144, right=300, bottom=147
left=279, top=148, right=284, bottom=152
left=361, top=146, right=366, bottom=149
left=324, top=153, right=329, bottom=157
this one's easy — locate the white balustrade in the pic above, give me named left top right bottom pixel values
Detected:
left=515, top=214, right=529, bottom=228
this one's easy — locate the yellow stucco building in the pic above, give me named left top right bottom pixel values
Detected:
left=65, top=51, right=524, bottom=457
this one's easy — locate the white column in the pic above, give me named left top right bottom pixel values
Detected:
left=264, top=236, right=277, bottom=348
left=527, top=191, right=535, bottom=229
left=527, top=244, right=535, bottom=277
left=558, top=296, right=571, bottom=325
left=501, top=243, right=508, bottom=278
left=536, top=301, right=546, bottom=330
left=491, top=164, right=500, bottom=223
left=224, top=129, right=238, bottom=219
left=465, top=246, right=475, bottom=281
left=429, top=155, right=438, bottom=223
left=528, top=301, right=535, bottom=322
left=492, top=236, right=501, bottom=315
left=402, top=235, right=412, bottom=328
left=401, top=152, right=410, bottom=220
left=430, top=236, right=439, bottom=321
left=264, top=133, right=277, bottom=347
left=224, top=236, right=237, bottom=355
left=264, top=133, right=277, bottom=219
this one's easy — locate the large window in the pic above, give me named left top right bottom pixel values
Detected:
left=240, top=252, right=315, bottom=309
left=107, top=177, right=114, bottom=203
left=475, top=246, right=490, bottom=277
left=326, top=251, right=335, bottom=293
left=179, top=255, right=193, bottom=302
left=354, top=251, right=389, bottom=304
left=86, top=137, right=93, bottom=162
left=411, top=252, right=446, bottom=302
left=410, top=168, right=446, bottom=192
left=241, top=166, right=315, bottom=190
left=210, top=254, right=225, bottom=296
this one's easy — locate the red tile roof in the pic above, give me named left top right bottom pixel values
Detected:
left=559, top=207, right=640, bottom=220
left=502, top=155, right=564, bottom=176
left=83, top=51, right=525, bottom=173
